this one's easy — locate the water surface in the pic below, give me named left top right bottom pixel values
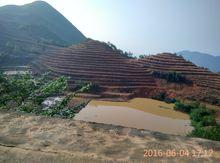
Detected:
left=74, top=98, right=193, bottom=135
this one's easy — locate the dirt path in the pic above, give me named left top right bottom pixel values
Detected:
left=0, top=111, right=220, bottom=163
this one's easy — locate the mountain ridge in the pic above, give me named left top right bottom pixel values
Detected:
left=177, top=50, right=220, bottom=73
left=0, top=0, right=86, bottom=66
left=0, top=0, right=86, bottom=45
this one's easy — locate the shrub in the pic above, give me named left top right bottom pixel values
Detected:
left=139, top=55, right=146, bottom=59
left=31, top=76, right=67, bottom=104
left=88, top=83, right=101, bottom=93
left=0, top=72, right=89, bottom=119
left=74, top=80, right=89, bottom=91
left=164, top=98, right=176, bottom=104
left=174, top=101, right=193, bottom=113
left=174, top=101, right=219, bottom=141
left=105, top=42, right=135, bottom=58
left=153, top=92, right=176, bottom=103
left=190, top=108, right=212, bottom=122
left=190, top=126, right=220, bottom=141
left=18, top=101, right=39, bottom=113
left=199, top=116, right=217, bottom=126
left=41, top=97, right=87, bottom=119
left=152, top=71, right=192, bottom=84
left=153, top=92, right=166, bottom=101
left=75, top=81, right=101, bottom=94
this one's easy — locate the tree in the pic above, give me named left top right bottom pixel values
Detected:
left=105, top=42, right=135, bottom=58
left=139, top=55, right=146, bottom=59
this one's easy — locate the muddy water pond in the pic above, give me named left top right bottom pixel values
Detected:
left=74, top=98, right=193, bottom=135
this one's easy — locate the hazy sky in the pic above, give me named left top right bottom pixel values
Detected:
left=0, top=0, right=220, bottom=56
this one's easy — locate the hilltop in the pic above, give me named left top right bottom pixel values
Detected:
left=0, top=1, right=86, bottom=67
left=32, top=39, right=156, bottom=98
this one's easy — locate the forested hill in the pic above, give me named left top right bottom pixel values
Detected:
left=0, top=1, right=86, bottom=66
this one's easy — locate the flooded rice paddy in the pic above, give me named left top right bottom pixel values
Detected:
left=74, top=98, right=193, bottom=135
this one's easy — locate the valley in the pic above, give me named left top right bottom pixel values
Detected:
left=0, top=1, right=220, bottom=162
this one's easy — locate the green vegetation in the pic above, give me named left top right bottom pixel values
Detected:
left=174, top=101, right=200, bottom=113
left=0, top=72, right=87, bottom=118
left=31, top=76, right=67, bottom=104
left=152, top=71, right=192, bottom=84
left=74, top=80, right=101, bottom=94
left=41, top=94, right=88, bottom=118
left=0, top=1, right=85, bottom=67
left=174, top=101, right=220, bottom=141
left=139, top=54, right=147, bottom=59
left=105, top=42, right=136, bottom=58
left=152, top=92, right=176, bottom=103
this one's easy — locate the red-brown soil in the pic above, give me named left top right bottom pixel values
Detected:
left=32, top=39, right=156, bottom=98
left=138, top=53, right=220, bottom=91
left=32, top=42, right=220, bottom=105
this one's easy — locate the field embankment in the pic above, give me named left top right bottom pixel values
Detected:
left=0, top=111, right=220, bottom=162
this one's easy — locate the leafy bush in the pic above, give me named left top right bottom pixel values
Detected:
left=190, top=126, right=220, bottom=141
left=139, top=55, right=146, bottom=59
left=18, top=101, right=40, bottom=113
left=105, top=42, right=135, bottom=58
left=174, top=101, right=219, bottom=141
left=153, top=92, right=176, bottom=103
left=0, top=72, right=89, bottom=119
left=190, top=108, right=212, bottom=122
left=87, top=83, right=101, bottom=93
left=153, top=92, right=166, bottom=101
left=0, top=73, right=68, bottom=115
left=31, top=76, right=67, bottom=104
left=189, top=108, right=216, bottom=127
left=41, top=94, right=87, bottom=119
left=197, top=116, right=217, bottom=127
left=174, top=101, right=200, bottom=113
left=0, top=73, right=36, bottom=106
left=164, top=98, right=176, bottom=104
left=74, top=81, right=101, bottom=94
left=152, top=71, right=192, bottom=84
left=74, top=80, right=89, bottom=91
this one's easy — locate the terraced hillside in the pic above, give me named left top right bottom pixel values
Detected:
left=138, top=53, right=220, bottom=91
left=33, top=39, right=156, bottom=97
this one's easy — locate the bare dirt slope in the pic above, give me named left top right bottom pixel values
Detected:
left=32, top=39, right=156, bottom=95
left=0, top=111, right=220, bottom=163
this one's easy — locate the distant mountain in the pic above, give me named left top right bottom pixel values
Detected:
left=177, top=51, right=220, bottom=73
left=0, top=1, right=86, bottom=66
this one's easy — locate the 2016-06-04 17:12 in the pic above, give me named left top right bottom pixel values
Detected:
left=144, top=149, right=214, bottom=158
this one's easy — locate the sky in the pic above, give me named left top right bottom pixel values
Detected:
left=0, top=0, right=220, bottom=56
